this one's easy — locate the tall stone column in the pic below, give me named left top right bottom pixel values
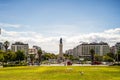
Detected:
left=58, top=38, right=64, bottom=61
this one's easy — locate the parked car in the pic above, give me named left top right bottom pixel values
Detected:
left=67, top=61, right=72, bottom=65
left=93, top=61, right=102, bottom=65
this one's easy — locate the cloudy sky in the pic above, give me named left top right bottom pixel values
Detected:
left=0, top=0, right=120, bottom=53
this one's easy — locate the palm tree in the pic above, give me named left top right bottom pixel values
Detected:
left=29, top=54, right=35, bottom=65
left=4, top=41, right=10, bottom=52
left=90, top=49, right=95, bottom=65
left=38, top=49, right=42, bottom=64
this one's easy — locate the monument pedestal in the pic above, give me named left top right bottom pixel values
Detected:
left=57, top=56, right=65, bottom=63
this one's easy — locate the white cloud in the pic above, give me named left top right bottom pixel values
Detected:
left=0, top=28, right=120, bottom=54
left=0, top=23, right=29, bottom=28
left=104, top=28, right=120, bottom=34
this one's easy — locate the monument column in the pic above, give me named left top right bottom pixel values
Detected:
left=59, top=38, right=63, bottom=59
left=58, top=38, right=64, bottom=62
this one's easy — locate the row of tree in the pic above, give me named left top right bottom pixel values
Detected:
left=0, top=40, right=43, bottom=66
left=1, top=40, right=120, bottom=66
left=0, top=50, right=25, bottom=65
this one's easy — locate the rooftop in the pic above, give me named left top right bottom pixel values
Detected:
left=81, top=42, right=108, bottom=45
left=12, top=42, right=28, bottom=45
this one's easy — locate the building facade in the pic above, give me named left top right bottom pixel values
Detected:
left=11, top=42, right=29, bottom=56
left=0, top=42, right=4, bottom=51
left=65, top=49, right=73, bottom=55
left=29, top=48, right=37, bottom=54
left=33, top=46, right=41, bottom=51
left=28, top=48, right=38, bottom=59
left=115, top=42, right=120, bottom=54
left=66, top=42, right=110, bottom=58
left=110, top=46, right=115, bottom=54
left=32, top=45, right=41, bottom=58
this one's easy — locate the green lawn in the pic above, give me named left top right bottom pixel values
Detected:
left=0, top=66, right=120, bottom=80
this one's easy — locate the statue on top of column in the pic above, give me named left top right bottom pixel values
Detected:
left=60, top=38, right=62, bottom=44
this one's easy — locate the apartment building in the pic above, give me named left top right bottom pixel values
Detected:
left=11, top=42, right=29, bottom=56
left=66, top=42, right=110, bottom=58
left=115, top=42, right=120, bottom=54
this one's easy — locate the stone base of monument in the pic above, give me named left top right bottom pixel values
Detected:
left=57, top=57, right=65, bottom=63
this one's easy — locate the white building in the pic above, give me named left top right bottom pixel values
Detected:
left=0, top=42, right=4, bottom=51
left=29, top=48, right=38, bottom=58
left=66, top=42, right=110, bottom=58
left=28, top=46, right=41, bottom=59
left=11, top=42, right=29, bottom=56
left=65, top=49, right=73, bottom=55
left=33, top=46, right=41, bottom=51
left=115, top=42, right=120, bottom=54
left=33, top=45, right=42, bottom=56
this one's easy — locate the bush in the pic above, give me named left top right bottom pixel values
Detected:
left=111, top=63, right=120, bottom=66
left=3, top=62, right=27, bottom=67
left=103, top=55, right=114, bottom=62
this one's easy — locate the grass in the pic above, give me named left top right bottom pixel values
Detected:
left=0, top=66, right=120, bottom=80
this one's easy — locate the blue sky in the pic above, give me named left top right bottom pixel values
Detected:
left=0, top=0, right=120, bottom=33
left=0, top=0, right=120, bottom=53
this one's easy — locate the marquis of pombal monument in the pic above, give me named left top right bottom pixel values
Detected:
left=58, top=38, right=64, bottom=62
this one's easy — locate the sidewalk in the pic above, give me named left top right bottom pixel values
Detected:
left=40, top=64, right=108, bottom=66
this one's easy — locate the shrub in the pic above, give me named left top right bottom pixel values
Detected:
left=111, top=63, right=120, bottom=66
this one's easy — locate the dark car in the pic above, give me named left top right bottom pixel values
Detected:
left=67, top=61, right=72, bottom=65
left=93, top=61, right=102, bottom=65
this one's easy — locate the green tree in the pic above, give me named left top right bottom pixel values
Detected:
left=103, top=52, right=115, bottom=62
left=115, top=51, right=120, bottom=63
left=44, top=53, right=51, bottom=60
left=15, top=50, right=25, bottom=62
left=38, top=49, right=42, bottom=64
left=51, top=53, right=57, bottom=59
left=94, top=54, right=103, bottom=61
left=4, top=41, right=10, bottom=52
left=0, top=50, right=4, bottom=65
left=63, top=54, right=69, bottom=59
left=4, top=51, right=16, bottom=62
left=90, top=49, right=95, bottom=65
left=106, top=52, right=115, bottom=59
left=63, top=54, right=74, bottom=61
left=103, top=55, right=114, bottom=62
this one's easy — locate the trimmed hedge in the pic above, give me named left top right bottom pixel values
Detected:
left=3, top=64, right=27, bottom=67
left=112, top=63, right=120, bottom=66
